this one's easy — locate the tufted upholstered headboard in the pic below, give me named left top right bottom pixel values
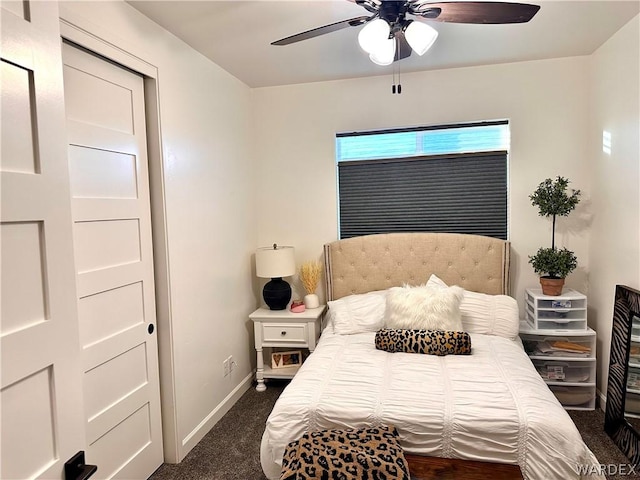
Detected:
left=323, top=233, right=510, bottom=301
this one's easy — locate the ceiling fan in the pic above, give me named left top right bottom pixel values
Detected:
left=272, top=1, right=540, bottom=66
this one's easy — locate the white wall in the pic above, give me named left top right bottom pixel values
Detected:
left=587, top=15, right=640, bottom=400
left=60, top=1, right=257, bottom=461
left=252, top=56, right=592, bottom=308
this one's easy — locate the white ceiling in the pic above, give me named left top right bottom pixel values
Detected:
left=128, top=0, right=640, bottom=88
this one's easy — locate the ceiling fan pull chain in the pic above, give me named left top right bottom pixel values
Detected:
left=397, top=53, right=402, bottom=94
left=391, top=41, right=400, bottom=95
left=391, top=58, right=396, bottom=94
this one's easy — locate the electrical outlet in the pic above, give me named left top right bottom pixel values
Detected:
left=223, top=358, right=229, bottom=377
left=229, top=355, right=235, bottom=372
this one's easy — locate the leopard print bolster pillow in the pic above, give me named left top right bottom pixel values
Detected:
left=280, top=425, right=409, bottom=480
left=375, top=328, right=472, bottom=356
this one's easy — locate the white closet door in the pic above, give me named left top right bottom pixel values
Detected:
left=62, top=42, right=163, bottom=480
left=1, top=2, right=87, bottom=479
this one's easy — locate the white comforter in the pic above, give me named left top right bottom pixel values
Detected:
left=261, top=330, right=603, bottom=480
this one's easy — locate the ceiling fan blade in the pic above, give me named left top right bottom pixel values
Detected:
left=395, top=32, right=412, bottom=61
left=348, top=0, right=382, bottom=15
left=411, top=2, right=540, bottom=24
left=272, top=16, right=371, bottom=46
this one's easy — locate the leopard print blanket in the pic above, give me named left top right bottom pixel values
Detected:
left=375, top=328, right=472, bottom=356
left=280, top=425, right=409, bottom=480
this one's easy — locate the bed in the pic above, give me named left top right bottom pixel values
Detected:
left=260, top=233, right=602, bottom=480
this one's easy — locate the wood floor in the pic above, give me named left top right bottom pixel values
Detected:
left=405, top=454, right=524, bottom=480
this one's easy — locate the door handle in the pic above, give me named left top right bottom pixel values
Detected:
left=64, top=451, right=97, bottom=480
left=148, top=324, right=155, bottom=334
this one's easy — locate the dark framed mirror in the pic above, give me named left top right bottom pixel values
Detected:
left=605, top=285, right=640, bottom=465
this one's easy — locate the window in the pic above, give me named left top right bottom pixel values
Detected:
left=336, top=121, right=509, bottom=239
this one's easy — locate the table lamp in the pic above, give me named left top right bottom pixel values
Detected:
left=256, top=244, right=296, bottom=310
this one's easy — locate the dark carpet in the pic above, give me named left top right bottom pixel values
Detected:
left=568, top=410, right=640, bottom=480
left=149, top=380, right=286, bottom=480
left=149, top=382, right=638, bottom=480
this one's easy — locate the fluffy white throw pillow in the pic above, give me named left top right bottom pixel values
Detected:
left=384, top=284, right=464, bottom=331
left=426, top=274, right=519, bottom=340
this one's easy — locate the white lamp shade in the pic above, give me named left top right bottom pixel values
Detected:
left=404, top=21, right=438, bottom=56
left=358, top=18, right=391, bottom=54
left=256, top=245, right=295, bottom=278
left=369, top=37, right=396, bottom=66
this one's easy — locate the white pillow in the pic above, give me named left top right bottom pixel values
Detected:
left=327, top=290, right=387, bottom=335
left=384, top=284, right=464, bottom=331
left=426, top=274, right=519, bottom=340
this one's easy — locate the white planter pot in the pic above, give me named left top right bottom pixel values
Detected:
left=304, top=293, right=319, bottom=309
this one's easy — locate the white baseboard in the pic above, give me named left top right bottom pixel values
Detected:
left=179, top=370, right=255, bottom=460
left=598, top=388, right=607, bottom=412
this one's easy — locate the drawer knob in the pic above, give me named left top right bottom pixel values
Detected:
left=281, top=331, right=287, bottom=336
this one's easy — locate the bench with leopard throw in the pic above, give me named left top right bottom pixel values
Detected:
left=279, top=425, right=410, bottom=480
left=374, top=329, right=472, bottom=356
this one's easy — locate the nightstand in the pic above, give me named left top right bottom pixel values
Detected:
left=250, top=306, right=326, bottom=392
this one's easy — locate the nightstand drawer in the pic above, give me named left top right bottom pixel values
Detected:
left=263, top=323, right=307, bottom=343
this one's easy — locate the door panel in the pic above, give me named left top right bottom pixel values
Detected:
left=0, top=221, right=47, bottom=334
left=1, top=60, right=38, bottom=173
left=0, top=0, right=29, bottom=20
left=89, top=404, right=153, bottom=478
left=1, top=2, right=86, bottom=479
left=74, top=219, right=142, bottom=273
left=78, top=282, right=145, bottom=347
left=62, top=41, right=163, bottom=480
left=1, top=367, right=57, bottom=479
left=84, top=343, right=148, bottom=419
left=64, top=64, right=135, bottom=134
left=69, top=146, right=138, bottom=199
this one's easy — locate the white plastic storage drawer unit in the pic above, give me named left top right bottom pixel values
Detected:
left=549, top=386, right=596, bottom=410
left=520, top=332, right=595, bottom=359
left=520, top=322, right=596, bottom=411
left=525, top=288, right=587, bottom=330
left=532, top=359, right=596, bottom=384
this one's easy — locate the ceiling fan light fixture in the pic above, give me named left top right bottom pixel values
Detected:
left=369, top=37, right=396, bottom=66
left=404, top=20, right=438, bottom=56
left=358, top=18, right=390, bottom=54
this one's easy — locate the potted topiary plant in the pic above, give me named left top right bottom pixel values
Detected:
left=528, top=176, right=581, bottom=296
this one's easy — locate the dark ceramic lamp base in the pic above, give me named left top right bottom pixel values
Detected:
left=263, top=277, right=292, bottom=310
